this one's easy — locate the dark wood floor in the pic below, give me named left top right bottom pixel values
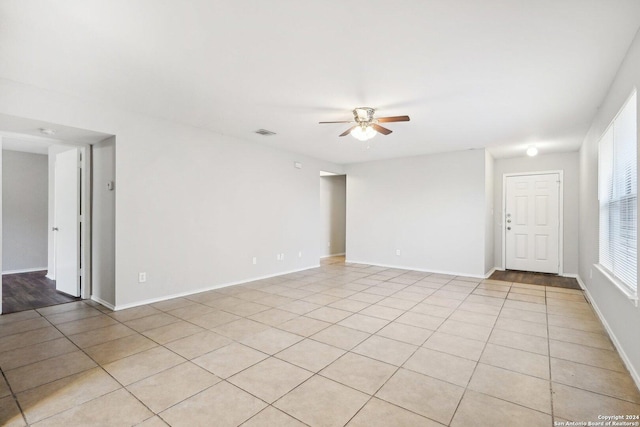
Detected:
left=2, top=271, right=80, bottom=314
left=489, top=269, right=581, bottom=290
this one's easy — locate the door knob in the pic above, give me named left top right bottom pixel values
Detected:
left=507, top=227, right=511, bottom=231
left=52, top=227, right=59, bottom=231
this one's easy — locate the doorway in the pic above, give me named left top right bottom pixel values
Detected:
left=320, top=172, right=346, bottom=258
left=503, top=172, right=563, bottom=274
left=1, top=139, right=90, bottom=314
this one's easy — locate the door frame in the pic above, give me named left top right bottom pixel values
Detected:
left=0, top=140, right=92, bottom=313
left=501, top=170, right=564, bottom=275
left=80, top=145, right=92, bottom=300
left=64, top=145, right=92, bottom=300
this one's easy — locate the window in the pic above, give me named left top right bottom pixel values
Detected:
left=598, top=90, right=637, bottom=297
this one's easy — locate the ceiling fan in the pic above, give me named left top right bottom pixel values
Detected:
left=319, top=107, right=410, bottom=141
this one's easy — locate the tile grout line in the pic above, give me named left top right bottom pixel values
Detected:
left=444, top=278, right=510, bottom=425
left=546, top=287, right=557, bottom=425
left=248, top=271, right=445, bottom=426
left=20, top=302, right=274, bottom=425
left=31, top=303, right=168, bottom=425
left=3, top=260, right=637, bottom=426
left=161, top=270, right=636, bottom=422
left=1, top=367, right=29, bottom=426
left=47, top=270, right=426, bottom=424
left=450, top=281, right=566, bottom=422
left=1, top=305, right=108, bottom=424
left=344, top=275, right=483, bottom=426
left=339, top=335, right=439, bottom=426
left=101, top=306, right=300, bottom=424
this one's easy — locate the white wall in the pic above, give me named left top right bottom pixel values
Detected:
left=0, top=142, right=3, bottom=312
left=484, top=151, right=494, bottom=274
left=320, top=175, right=346, bottom=257
left=346, top=149, right=488, bottom=277
left=92, top=137, right=116, bottom=306
left=493, top=152, right=580, bottom=275
left=0, top=78, right=343, bottom=308
left=2, top=150, right=48, bottom=272
left=579, top=30, right=640, bottom=384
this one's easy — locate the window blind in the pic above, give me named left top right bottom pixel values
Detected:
left=598, top=91, right=637, bottom=292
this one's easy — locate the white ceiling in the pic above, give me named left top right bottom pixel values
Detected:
left=1, top=1, right=639, bottom=164
left=0, top=113, right=113, bottom=154
left=1, top=137, right=50, bottom=155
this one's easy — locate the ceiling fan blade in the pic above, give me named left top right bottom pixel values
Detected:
left=339, top=126, right=357, bottom=137
left=372, top=124, right=393, bottom=135
left=376, top=115, right=410, bottom=123
left=319, top=121, right=353, bottom=124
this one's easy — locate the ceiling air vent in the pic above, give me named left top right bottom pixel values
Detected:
left=255, top=129, right=276, bottom=136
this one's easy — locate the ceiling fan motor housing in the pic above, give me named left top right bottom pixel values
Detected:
left=353, top=107, right=376, bottom=124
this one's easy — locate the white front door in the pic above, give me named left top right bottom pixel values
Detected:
left=54, top=148, right=81, bottom=297
left=505, top=173, right=560, bottom=274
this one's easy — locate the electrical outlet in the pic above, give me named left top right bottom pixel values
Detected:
left=252, top=257, right=257, bottom=265
left=396, top=249, right=401, bottom=256
left=138, top=272, right=147, bottom=283
left=298, top=251, right=302, bottom=258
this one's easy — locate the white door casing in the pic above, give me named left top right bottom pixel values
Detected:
left=504, top=173, right=561, bottom=274
left=54, top=148, right=81, bottom=297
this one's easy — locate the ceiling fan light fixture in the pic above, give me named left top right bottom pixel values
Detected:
left=351, top=125, right=376, bottom=141
left=319, top=106, right=408, bottom=140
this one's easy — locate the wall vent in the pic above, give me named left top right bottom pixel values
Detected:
left=255, top=129, right=276, bottom=136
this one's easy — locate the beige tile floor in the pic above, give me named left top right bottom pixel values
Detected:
left=1, top=257, right=639, bottom=426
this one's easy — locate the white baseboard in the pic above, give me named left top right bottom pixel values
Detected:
left=321, top=253, right=345, bottom=258
left=91, top=295, right=115, bottom=311
left=577, top=275, right=640, bottom=391
left=484, top=267, right=497, bottom=278
left=2, top=267, right=48, bottom=275
left=345, top=259, right=486, bottom=279
left=112, top=264, right=321, bottom=311
left=575, top=275, right=587, bottom=291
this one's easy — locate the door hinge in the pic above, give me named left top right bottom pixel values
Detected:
left=78, top=268, right=83, bottom=276
left=79, top=215, right=83, bottom=223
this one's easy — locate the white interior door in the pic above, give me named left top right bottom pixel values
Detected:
left=54, top=148, right=80, bottom=297
left=505, top=173, right=560, bottom=274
